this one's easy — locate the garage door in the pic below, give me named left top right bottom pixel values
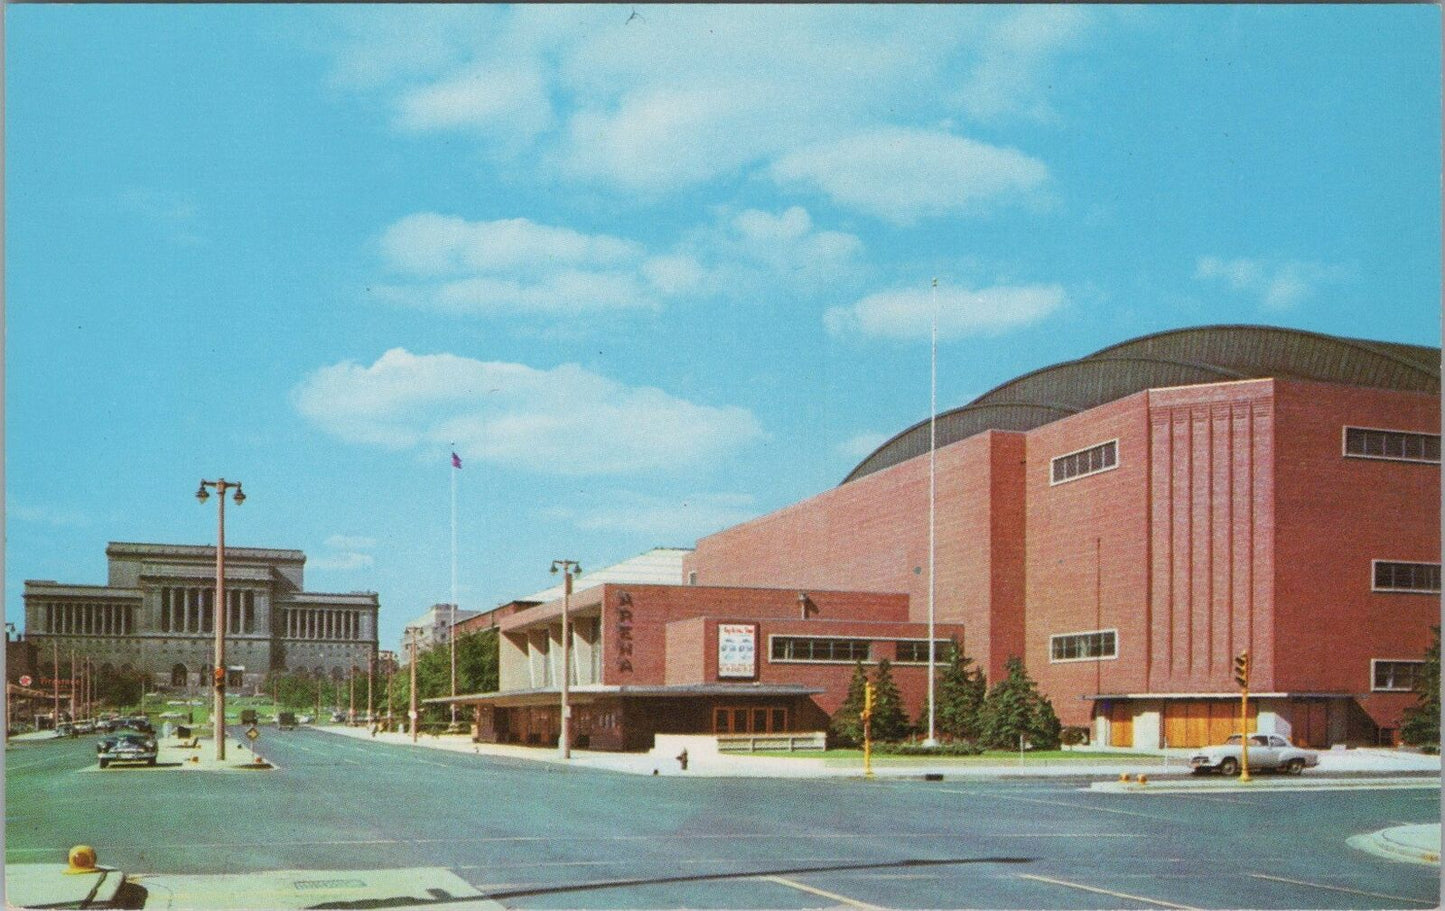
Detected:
left=1163, top=700, right=1256, bottom=748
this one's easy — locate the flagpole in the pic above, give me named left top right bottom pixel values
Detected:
left=450, top=448, right=458, bottom=729
left=925, top=277, right=939, bottom=748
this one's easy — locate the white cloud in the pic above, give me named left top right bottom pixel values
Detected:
left=1195, top=256, right=1352, bottom=310
left=377, top=214, right=661, bottom=315
left=551, top=491, right=758, bottom=539
left=825, top=283, right=1066, bottom=340
left=325, top=534, right=377, bottom=550
left=395, top=63, right=553, bottom=139
left=308, top=551, right=376, bottom=572
left=375, top=207, right=864, bottom=316
left=380, top=214, right=641, bottom=277
left=315, top=6, right=1091, bottom=197
left=958, top=7, right=1091, bottom=122
left=771, top=128, right=1050, bottom=224
left=838, top=432, right=891, bottom=461
left=292, top=348, right=765, bottom=475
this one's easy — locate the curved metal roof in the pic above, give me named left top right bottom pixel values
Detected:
left=843, top=325, right=1440, bottom=485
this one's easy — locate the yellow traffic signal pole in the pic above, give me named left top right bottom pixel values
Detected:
left=862, top=681, right=875, bottom=779
left=1235, top=650, right=1251, bottom=782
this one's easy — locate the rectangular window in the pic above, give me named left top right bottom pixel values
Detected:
left=1049, top=629, right=1118, bottom=662
left=1372, top=660, right=1425, bottom=692
left=1373, top=561, right=1442, bottom=593
left=1344, top=427, right=1441, bottom=464
left=769, top=636, right=870, bottom=663
left=1051, top=440, right=1119, bottom=485
left=895, top=639, right=951, bottom=664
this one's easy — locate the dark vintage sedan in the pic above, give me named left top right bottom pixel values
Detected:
left=97, top=732, right=158, bottom=768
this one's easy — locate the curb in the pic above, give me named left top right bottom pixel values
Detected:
left=1349, top=824, right=1441, bottom=865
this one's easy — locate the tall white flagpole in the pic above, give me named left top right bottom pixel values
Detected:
left=925, top=278, right=939, bottom=747
left=450, top=447, right=458, bottom=728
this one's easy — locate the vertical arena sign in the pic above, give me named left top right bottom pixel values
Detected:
left=717, top=624, right=757, bottom=679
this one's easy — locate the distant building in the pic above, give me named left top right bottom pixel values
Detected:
left=399, top=604, right=481, bottom=658
left=452, top=548, right=695, bottom=639
left=24, top=542, right=379, bottom=692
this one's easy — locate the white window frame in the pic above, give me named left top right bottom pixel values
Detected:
left=1049, top=628, right=1119, bottom=663
left=1342, top=425, right=1441, bottom=465
left=1371, top=559, right=1443, bottom=594
left=1050, top=439, right=1120, bottom=486
left=1371, top=658, right=1426, bottom=692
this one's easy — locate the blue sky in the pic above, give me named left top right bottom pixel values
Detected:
left=5, top=5, right=1440, bottom=654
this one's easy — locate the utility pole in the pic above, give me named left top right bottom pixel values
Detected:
left=51, top=640, right=59, bottom=729
left=367, top=652, right=374, bottom=722
left=69, top=648, right=76, bottom=724
left=408, top=628, right=419, bottom=742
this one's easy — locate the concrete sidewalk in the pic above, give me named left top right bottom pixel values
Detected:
left=314, top=724, right=1443, bottom=781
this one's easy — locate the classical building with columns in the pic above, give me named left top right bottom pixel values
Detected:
left=23, top=542, right=379, bottom=692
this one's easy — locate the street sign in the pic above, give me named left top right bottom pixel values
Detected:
left=245, top=725, right=259, bottom=742
left=18, top=675, right=32, bottom=687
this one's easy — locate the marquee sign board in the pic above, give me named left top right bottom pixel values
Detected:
left=717, top=623, right=757, bottom=679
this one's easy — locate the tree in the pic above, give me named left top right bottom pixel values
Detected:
left=386, top=628, right=500, bottom=727
left=978, top=657, right=1062, bottom=751
left=934, top=640, right=987, bottom=742
left=1401, top=626, right=1440, bottom=750
left=829, top=662, right=870, bottom=747
left=869, top=659, right=911, bottom=742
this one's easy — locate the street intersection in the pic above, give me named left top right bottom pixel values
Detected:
left=5, top=727, right=1439, bottom=909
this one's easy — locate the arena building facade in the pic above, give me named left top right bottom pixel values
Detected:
left=680, top=326, right=1440, bottom=748
left=23, top=542, right=379, bottom=692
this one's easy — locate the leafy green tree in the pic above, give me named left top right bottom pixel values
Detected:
left=386, top=628, right=500, bottom=727
left=869, top=659, right=911, bottom=741
left=829, top=662, right=870, bottom=747
left=978, top=657, right=1062, bottom=750
left=934, top=640, right=987, bottom=742
left=1401, top=626, right=1440, bottom=750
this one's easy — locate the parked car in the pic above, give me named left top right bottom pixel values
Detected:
left=55, top=723, right=75, bottom=738
left=278, top=712, right=298, bottom=730
left=97, top=732, right=158, bottom=768
left=1189, top=733, right=1319, bottom=775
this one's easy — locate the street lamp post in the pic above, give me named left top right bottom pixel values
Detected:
left=549, top=560, right=582, bottom=760
left=196, top=478, right=244, bottom=761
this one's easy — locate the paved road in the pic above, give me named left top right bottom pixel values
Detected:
left=6, top=727, right=1439, bottom=909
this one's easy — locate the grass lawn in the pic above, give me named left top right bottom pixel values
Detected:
left=751, top=748, right=1163, bottom=763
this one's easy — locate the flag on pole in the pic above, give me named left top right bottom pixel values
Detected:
left=451, top=452, right=462, bottom=469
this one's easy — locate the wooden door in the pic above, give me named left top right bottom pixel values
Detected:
left=1108, top=702, right=1133, bottom=748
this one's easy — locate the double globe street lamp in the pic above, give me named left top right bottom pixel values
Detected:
left=196, top=478, right=244, bottom=761
left=550, top=560, right=582, bottom=760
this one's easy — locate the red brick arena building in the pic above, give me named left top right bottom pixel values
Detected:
left=446, top=326, right=1438, bottom=751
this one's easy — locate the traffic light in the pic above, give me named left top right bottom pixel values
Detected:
left=1233, top=651, right=1250, bottom=688
left=214, top=666, right=226, bottom=687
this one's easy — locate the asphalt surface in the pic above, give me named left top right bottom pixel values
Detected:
left=5, top=727, right=1440, bottom=910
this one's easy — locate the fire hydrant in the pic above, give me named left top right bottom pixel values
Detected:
left=676, top=749, right=689, bottom=771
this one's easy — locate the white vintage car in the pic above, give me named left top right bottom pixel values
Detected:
left=1189, top=733, right=1319, bottom=775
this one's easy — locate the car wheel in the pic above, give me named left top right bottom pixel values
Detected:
left=98, top=759, right=109, bottom=769
left=1219, top=757, right=1240, bottom=776
left=1285, top=757, right=1305, bottom=774
left=146, top=757, right=157, bottom=766
left=1191, top=767, right=1209, bottom=775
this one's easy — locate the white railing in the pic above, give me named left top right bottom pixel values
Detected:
left=716, top=731, right=827, bottom=753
